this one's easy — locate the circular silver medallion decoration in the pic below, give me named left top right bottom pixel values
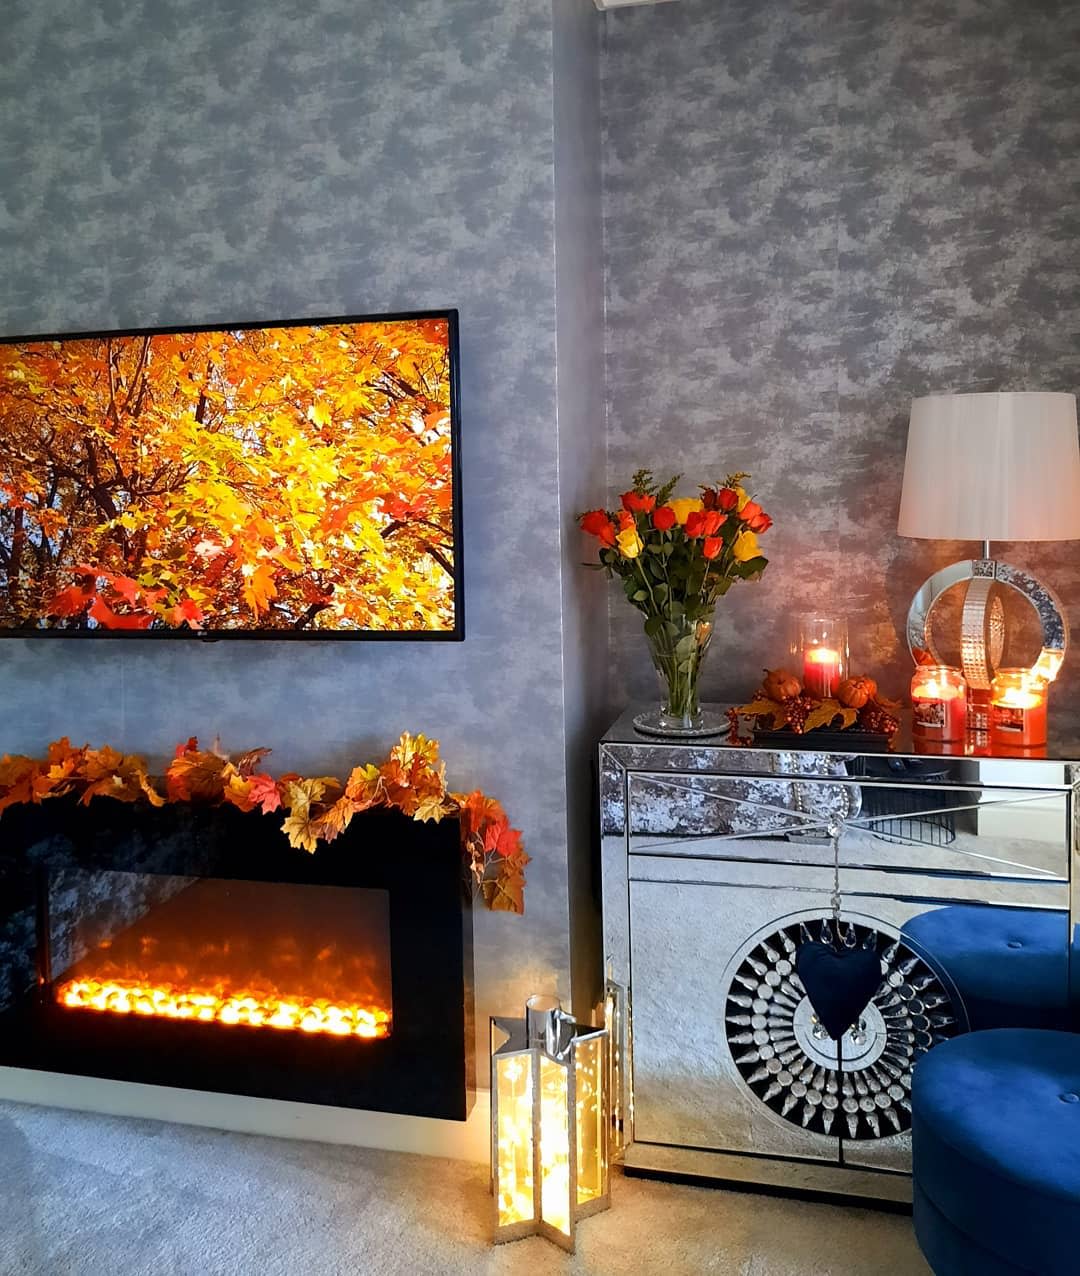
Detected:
left=724, top=917, right=963, bottom=1140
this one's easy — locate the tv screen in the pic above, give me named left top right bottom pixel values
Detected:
left=0, top=310, right=462, bottom=639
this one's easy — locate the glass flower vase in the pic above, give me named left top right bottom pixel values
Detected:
left=632, top=611, right=728, bottom=738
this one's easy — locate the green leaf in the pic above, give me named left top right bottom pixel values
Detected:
left=733, top=555, right=768, bottom=580
left=632, top=589, right=648, bottom=602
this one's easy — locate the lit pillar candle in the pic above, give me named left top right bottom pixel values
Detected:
left=911, top=666, right=967, bottom=743
left=803, top=646, right=841, bottom=699
left=989, top=669, right=1048, bottom=749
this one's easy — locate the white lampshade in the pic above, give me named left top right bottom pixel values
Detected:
left=898, top=392, right=1080, bottom=542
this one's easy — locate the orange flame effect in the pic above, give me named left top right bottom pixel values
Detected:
left=56, top=978, right=391, bottom=1039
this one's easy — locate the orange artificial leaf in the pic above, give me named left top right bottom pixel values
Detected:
left=247, top=772, right=282, bottom=815
left=344, top=762, right=383, bottom=810
left=222, top=773, right=256, bottom=813
left=309, top=796, right=358, bottom=843
left=165, top=750, right=231, bottom=802
left=0, top=755, right=42, bottom=815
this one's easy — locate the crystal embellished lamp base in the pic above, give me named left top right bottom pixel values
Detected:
left=906, top=557, right=1068, bottom=696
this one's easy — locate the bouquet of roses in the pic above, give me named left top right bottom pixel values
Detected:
left=579, top=470, right=772, bottom=728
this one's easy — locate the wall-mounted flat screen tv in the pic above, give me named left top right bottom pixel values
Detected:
left=0, top=310, right=462, bottom=639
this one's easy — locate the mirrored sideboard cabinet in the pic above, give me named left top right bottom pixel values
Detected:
left=599, top=708, right=1080, bottom=1206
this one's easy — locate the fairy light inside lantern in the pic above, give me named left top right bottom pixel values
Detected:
left=491, top=995, right=610, bottom=1252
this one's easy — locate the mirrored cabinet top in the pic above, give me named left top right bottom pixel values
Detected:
left=602, top=706, right=1080, bottom=790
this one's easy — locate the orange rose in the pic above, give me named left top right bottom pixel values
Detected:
left=652, top=505, right=677, bottom=531
left=686, top=509, right=725, bottom=538
left=702, top=536, right=722, bottom=560
left=621, top=490, right=656, bottom=514
left=685, top=510, right=708, bottom=538
left=739, top=500, right=762, bottom=523
left=747, top=510, right=772, bottom=534
left=617, top=509, right=635, bottom=532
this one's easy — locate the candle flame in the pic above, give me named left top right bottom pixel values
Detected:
left=993, top=687, right=1044, bottom=711
left=805, top=647, right=840, bottom=664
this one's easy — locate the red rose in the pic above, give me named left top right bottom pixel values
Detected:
left=747, top=510, right=772, bottom=534
left=652, top=505, right=677, bottom=531
left=617, top=509, right=635, bottom=532
left=580, top=509, right=617, bottom=546
left=621, top=490, right=656, bottom=514
left=717, top=487, right=739, bottom=512
left=702, top=536, right=722, bottom=560
left=685, top=510, right=707, bottom=538
left=701, top=487, right=718, bottom=510
left=702, top=510, right=726, bottom=536
left=739, top=500, right=762, bottom=523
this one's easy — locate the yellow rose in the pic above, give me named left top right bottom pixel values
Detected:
left=735, top=486, right=750, bottom=512
left=616, top=527, right=644, bottom=558
left=668, top=497, right=704, bottom=525
left=732, top=529, right=759, bottom=562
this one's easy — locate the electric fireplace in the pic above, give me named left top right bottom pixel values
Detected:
left=0, top=799, right=472, bottom=1119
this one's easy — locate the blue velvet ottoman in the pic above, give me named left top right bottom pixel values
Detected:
left=902, top=906, right=1070, bottom=1032
left=912, top=1029, right=1080, bottom=1275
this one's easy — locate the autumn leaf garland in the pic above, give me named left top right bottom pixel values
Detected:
left=0, top=732, right=528, bottom=914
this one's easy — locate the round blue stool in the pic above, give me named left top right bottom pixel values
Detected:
left=902, top=906, right=1070, bottom=1032
left=912, top=1029, right=1080, bottom=1275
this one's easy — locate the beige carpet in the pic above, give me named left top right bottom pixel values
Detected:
left=0, top=1100, right=930, bottom=1275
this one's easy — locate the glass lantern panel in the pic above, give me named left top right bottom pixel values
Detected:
left=494, top=1050, right=535, bottom=1228
left=538, top=1053, right=573, bottom=1238
left=574, top=1034, right=606, bottom=1205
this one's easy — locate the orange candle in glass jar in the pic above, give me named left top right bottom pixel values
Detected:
left=803, top=646, right=841, bottom=699
left=911, top=666, right=967, bottom=742
left=989, top=670, right=1048, bottom=749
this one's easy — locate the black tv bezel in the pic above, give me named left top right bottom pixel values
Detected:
left=0, top=308, right=464, bottom=643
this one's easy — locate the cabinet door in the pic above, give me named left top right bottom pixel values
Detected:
left=629, top=878, right=841, bottom=1165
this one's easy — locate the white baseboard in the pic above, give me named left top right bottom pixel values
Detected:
left=0, top=1066, right=490, bottom=1164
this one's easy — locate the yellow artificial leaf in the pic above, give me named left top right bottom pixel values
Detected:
left=804, top=700, right=845, bottom=734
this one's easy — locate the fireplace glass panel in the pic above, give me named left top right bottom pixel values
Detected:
left=47, top=870, right=393, bottom=1042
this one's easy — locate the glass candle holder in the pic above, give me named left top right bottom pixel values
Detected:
left=790, top=615, right=848, bottom=700
left=989, top=669, right=1048, bottom=749
left=911, top=665, right=967, bottom=743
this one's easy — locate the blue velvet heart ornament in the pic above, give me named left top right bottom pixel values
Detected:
left=795, top=941, right=883, bottom=1041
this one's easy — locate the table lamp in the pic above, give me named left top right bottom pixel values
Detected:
left=897, top=391, right=1080, bottom=700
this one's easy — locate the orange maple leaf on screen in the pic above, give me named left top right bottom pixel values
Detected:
left=48, top=586, right=93, bottom=618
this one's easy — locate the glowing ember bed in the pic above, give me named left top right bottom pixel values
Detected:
left=0, top=802, right=472, bottom=1119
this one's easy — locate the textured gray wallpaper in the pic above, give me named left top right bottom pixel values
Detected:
left=553, top=0, right=606, bottom=1014
left=0, top=0, right=579, bottom=1038
left=603, top=0, right=1080, bottom=714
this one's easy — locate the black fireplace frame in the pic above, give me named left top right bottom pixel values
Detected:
left=0, top=798, right=474, bottom=1120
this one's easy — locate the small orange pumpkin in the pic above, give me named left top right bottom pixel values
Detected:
left=763, top=668, right=802, bottom=701
left=837, top=675, right=878, bottom=709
